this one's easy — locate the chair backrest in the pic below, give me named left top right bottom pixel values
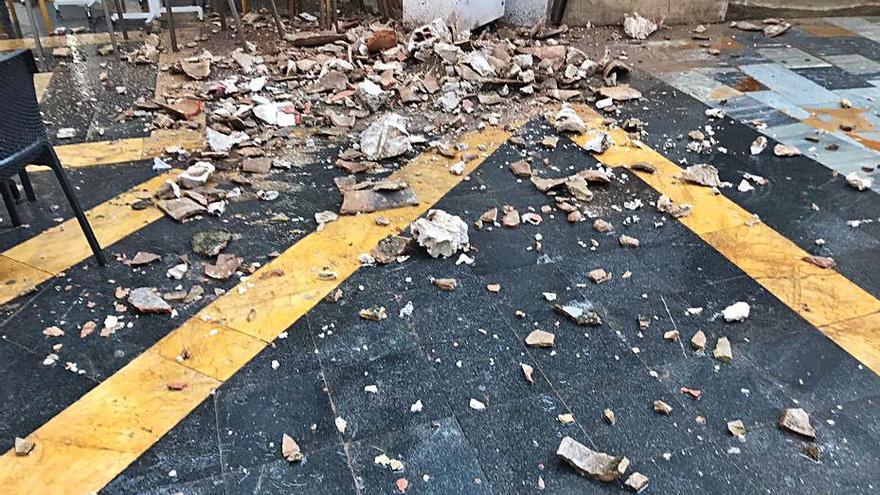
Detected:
left=0, top=50, right=48, bottom=167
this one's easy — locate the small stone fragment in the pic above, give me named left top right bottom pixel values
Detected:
left=469, top=398, right=486, bottom=411
left=192, top=229, right=232, bottom=257
left=588, top=268, right=612, bottom=284
left=727, top=419, right=746, bottom=438
left=359, top=306, right=387, bottom=321
left=521, top=363, right=535, bottom=384
left=624, top=472, right=649, bottom=492
left=374, top=453, right=405, bottom=472
left=681, top=164, right=722, bottom=187
left=281, top=434, right=304, bottom=462
left=664, top=330, right=680, bottom=341
left=750, top=136, right=767, bottom=155
left=722, top=302, right=750, bottom=322
left=713, top=337, right=733, bottom=362
left=43, top=326, right=64, bottom=337
left=779, top=408, right=816, bottom=438
left=846, top=172, right=873, bottom=191
left=803, top=255, right=837, bottom=269
left=774, top=144, right=801, bottom=157
left=411, top=210, right=469, bottom=258
left=603, top=408, right=616, bottom=425
left=558, top=413, right=575, bottom=425
left=205, top=254, right=243, bottom=280
left=553, top=105, right=587, bottom=134
left=556, top=436, right=626, bottom=482
left=690, top=330, right=706, bottom=350
left=680, top=387, right=702, bottom=400
left=128, top=287, right=173, bottom=314
left=432, top=278, right=457, bottom=291
left=509, top=160, right=532, bottom=178
left=525, top=329, right=555, bottom=347
left=14, top=437, right=35, bottom=456
left=619, top=235, right=640, bottom=248
left=656, top=195, right=692, bottom=218
left=653, top=400, right=673, bottom=415
left=593, top=219, right=614, bottom=233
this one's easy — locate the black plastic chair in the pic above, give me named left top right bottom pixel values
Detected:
left=0, top=49, right=106, bottom=266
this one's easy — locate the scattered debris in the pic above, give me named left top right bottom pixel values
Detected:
left=375, top=453, right=405, bottom=471
left=588, top=268, right=612, bottom=284
left=623, top=13, right=658, bottom=40
left=774, top=144, right=801, bottom=157
left=656, top=195, right=692, bottom=218
left=727, top=419, right=746, bottom=438
left=432, top=278, right=458, bottom=291
left=128, top=288, right=173, bottom=314
left=554, top=300, right=602, bottom=326
left=803, top=255, right=837, bottom=269
left=846, top=172, right=873, bottom=191
left=525, top=329, right=555, bottom=347
left=469, top=398, right=487, bottom=411
left=14, top=437, right=35, bottom=456
left=360, top=113, right=412, bottom=160
left=722, top=302, right=750, bottom=322
left=411, top=210, right=469, bottom=258
left=653, top=400, right=673, bottom=415
left=713, top=337, right=733, bottom=362
left=521, top=363, right=535, bottom=384
left=359, top=306, right=387, bottom=321
left=281, top=434, right=304, bottom=462
left=681, top=164, right=722, bottom=187
left=618, top=235, right=640, bottom=248
left=750, top=136, right=767, bottom=155
left=553, top=105, right=587, bottom=133
left=603, top=409, right=617, bottom=425
left=779, top=408, right=816, bottom=438
left=556, top=437, right=628, bottom=482
left=624, top=472, right=649, bottom=492
left=192, top=229, right=232, bottom=257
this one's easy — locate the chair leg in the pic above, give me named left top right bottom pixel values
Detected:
left=47, top=147, right=106, bottom=266
left=19, top=170, right=36, bottom=201
left=0, top=181, right=22, bottom=227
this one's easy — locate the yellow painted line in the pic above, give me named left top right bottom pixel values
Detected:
left=569, top=104, right=880, bottom=373
left=0, top=125, right=516, bottom=494
left=0, top=172, right=179, bottom=304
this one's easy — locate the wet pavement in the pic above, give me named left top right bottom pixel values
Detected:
left=1, top=15, right=880, bottom=495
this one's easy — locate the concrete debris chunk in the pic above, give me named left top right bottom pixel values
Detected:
left=656, top=195, right=692, bottom=218
left=750, top=136, right=767, bottom=155
left=653, top=400, right=673, bottom=415
left=181, top=59, right=211, bottom=80
left=623, top=472, right=648, bottom=492
left=774, top=144, right=801, bottom=157
left=359, top=306, right=387, bottom=321
left=525, top=329, right=555, bottom=348
left=281, top=434, right=304, bottom=462
left=371, top=235, right=411, bottom=264
left=469, top=398, right=486, bottom=411
left=128, top=287, right=173, bottom=314
left=553, top=105, right=587, bottom=134
left=509, top=160, right=532, bottom=178
left=558, top=413, right=575, bottom=425
left=433, top=278, right=458, bottom=291
left=846, top=172, right=873, bottom=191
left=588, top=268, right=612, bottom=284
left=593, top=219, right=614, bottom=233
left=192, top=229, right=232, bottom=257
left=360, top=113, right=412, bottom=161
left=681, top=164, right=722, bottom=187
left=158, top=198, right=206, bottom=222
left=555, top=300, right=602, bottom=326
left=722, top=301, right=750, bottom=322
left=521, top=363, right=535, bottom=384
left=315, top=210, right=339, bottom=229
left=556, top=436, right=626, bottom=482
left=339, top=179, right=419, bottom=215
left=597, top=85, right=642, bottom=101
left=14, top=437, right=35, bottom=456
left=623, top=12, right=658, bottom=40
left=664, top=330, right=680, bottom=341
left=713, top=337, right=733, bottom=362
left=411, top=210, right=469, bottom=258
left=618, top=235, right=640, bottom=248
left=727, top=419, right=746, bottom=438
left=581, top=131, right=612, bottom=154
left=779, top=408, right=816, bottom=438
left=803, top=255, right=837, bottom=269
left=502, top=206, right=521, bottom=228
left=205, top=254, right=243, bottom=280
left=178, top=162, right=215, bottom=189
left=603, top=408, right=616, bottom=425
left=127, top=251, right=161, bottom=266
left=375, top=453, right=405, bottom=472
